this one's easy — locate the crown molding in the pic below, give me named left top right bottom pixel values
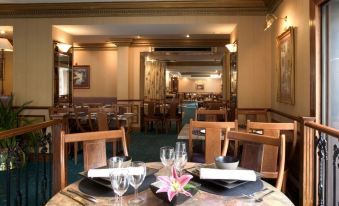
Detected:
left=0, top=1, right=268, bottom=18
left=115, top=38, right=229, bottom=47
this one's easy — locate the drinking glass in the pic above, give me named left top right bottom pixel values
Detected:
left=174, top=151, right=187, bottom=176
left=160, top=146, right=174, bottom=175
left=128, top=161, right=146, bottom=205
left=110, top=168, right=130, bottom=206
left=175, top=142, right=186, bottom=153
left=108, top=156, right=124, bottom=203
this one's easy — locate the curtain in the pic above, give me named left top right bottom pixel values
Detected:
left=144, top=61, right=166, bottom=100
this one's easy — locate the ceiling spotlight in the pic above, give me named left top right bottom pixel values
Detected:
left=0, top=30, right=5, bottom=35
left=186, top=34, right=190, bottom=38
left=136, top=35, right=141, bottom=39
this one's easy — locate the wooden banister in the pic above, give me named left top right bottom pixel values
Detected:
left=0, top=120, right=61, bottom=140
left=305, top=121, right=339, bottom=139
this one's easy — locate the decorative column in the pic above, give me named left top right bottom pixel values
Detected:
left=115, top=39, right=132, bottom=100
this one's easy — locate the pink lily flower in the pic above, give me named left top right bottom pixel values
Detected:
left=156, top=166, right=193, bottom=202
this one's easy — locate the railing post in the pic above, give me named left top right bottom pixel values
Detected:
left=50, top=113, right=69, bottom=195
left=300, top=117, right=316, bottom=206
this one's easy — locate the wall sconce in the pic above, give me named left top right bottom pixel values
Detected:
left=56, top=42, right=72, bottom=53
left=0, top=38, right=13, bottom=95
left=264, top=14, right=288, bottom=31
left=225, top=41, right=237, bottom=53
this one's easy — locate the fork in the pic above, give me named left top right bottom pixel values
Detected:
left=243, top=189, right=274, bottom=202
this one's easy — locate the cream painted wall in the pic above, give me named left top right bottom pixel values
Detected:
left=178, top=78, right=222, bottom=93
left=11, top=19, right=53, bottom=106
left=236, top=17, right=272, bottom=108
left=73, top=49, right=117, bottom=97
left=52, top=26, right=73, bottom=44
left=271, top=0, right=311, bottom=116
left=0, top=15, right=272, bottom=106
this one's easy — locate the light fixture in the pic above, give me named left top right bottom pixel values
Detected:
left=0, top=30, right=5, bottom=35
left=56, top=42, right=72, bottom=53
left=0, top=38, right=13, bottom=95
left=186, top=34, right=190, bottom=38
left=264, top=14, right=288, bottom=31
left=225, top=41, right=237, bottom=53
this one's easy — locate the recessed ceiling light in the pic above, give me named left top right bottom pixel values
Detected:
left=0, top=30, right=5, bottom=34
left=186, top=34, right=190, bottom=38
left=136, top=35, right=141, bottom=39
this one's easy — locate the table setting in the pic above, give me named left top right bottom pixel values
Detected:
left=46, top=142, right=294, bottom=206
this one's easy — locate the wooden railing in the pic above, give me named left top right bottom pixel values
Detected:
left=302, top=120, right=339, bottom=206
left=0, top=116, right=67, bottom=206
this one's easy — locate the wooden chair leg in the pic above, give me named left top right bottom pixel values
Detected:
left=281, top=170, right=288, bottom=193
left=74, top=142, right=78, bottom=165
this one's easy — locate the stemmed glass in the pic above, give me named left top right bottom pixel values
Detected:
left=175, top=142, right=186, bottom=153
left=128, top=161, right=146, bottom=205
left=108, top=156, right=124, bottom=203
left=110, top=168, right=130, bottom=206
left=174, top=151, right=187, bottom=176
left=160, top=146, right=174, bottom=175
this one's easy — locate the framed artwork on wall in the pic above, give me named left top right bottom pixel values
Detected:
left=73, top=65, right=90, bottom=89
left=277, top=27, right=295, bottom=104
left=196, top=84, right=204, bottom=91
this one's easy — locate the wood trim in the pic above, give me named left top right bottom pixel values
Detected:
left=268, top=108, right=302, bottom=122
left=167, top=61, right=222, bottom=67
left=0, top=1, right=268, bottom=18
left=0, top=120, right=61, bottom=140
left=13, top=106, right=50, bottom=110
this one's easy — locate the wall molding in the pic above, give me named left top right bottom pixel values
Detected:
left=0, top=1, right=269, bottom=18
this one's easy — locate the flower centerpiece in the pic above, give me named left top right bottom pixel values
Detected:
left=150, top=166, right=198, bottom=204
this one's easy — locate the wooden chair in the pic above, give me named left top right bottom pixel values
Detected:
left=188, top=119, right=238, bottom=163
left=59, top=128, right=128, bottom=190
left=143, top=101, right=163, bottom=134
left=235, top=108, right=269, bottom=127
left=223, top=131, right=285, bottom=191
left=195, top=108, right=227, bottom=122
left=164, top=102, right=182, bottom=133
left=246, top=120, right=297, bottom=192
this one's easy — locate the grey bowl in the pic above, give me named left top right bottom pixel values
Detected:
left=215, top=156, right=239, bottom=170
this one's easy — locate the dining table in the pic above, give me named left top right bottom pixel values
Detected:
left=46, top=162, right=294, bottom=206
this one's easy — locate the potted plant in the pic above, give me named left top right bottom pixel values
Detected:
left=0, top=95, right=31, bottom=171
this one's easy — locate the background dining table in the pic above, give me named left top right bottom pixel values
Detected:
left=46, top=162, right=294, bottom=206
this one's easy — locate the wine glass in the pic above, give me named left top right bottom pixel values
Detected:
left=128, top=161, right=146, bottom=205
left=110, top=168, right=130, bottom=206
left=175, top=141, right=186, bottom=153
left=108, top=156, right=124, bottom=203
left=174, top=151, right=187, bottom=176
left=160, top=146, right=174, bottom=175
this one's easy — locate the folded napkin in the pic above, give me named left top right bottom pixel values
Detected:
left=200, top=168, right=256, bottom=182
left=88, top=167, right=144, bottom=178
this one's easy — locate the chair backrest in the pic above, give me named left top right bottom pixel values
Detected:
left=144, top=101, right=162, bottom=117
left=235, top=108, right=269, bottom=126
left=224, top=131, right=285, bottom=190
left=73, top=106, right=90, bottom=132
left=97, top=111, right=109, bottom=131
left=195, top=108, right=227, bottom=122
left=188, top=119, right=238, bottom=164
left=246, top=120, right=297, bottom=162
left=59, top=128, right=128, bottom=189
left=167, top=102, right=180, bottom=118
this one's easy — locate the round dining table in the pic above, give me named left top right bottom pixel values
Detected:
left=46, top=162, right=294, bottom=206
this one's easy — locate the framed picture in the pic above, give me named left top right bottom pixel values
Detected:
left=277, top=27, right=295, bottom=104
left=196, top=84, right=204, bottom=91
left=73, top=65, right=90, bottom=89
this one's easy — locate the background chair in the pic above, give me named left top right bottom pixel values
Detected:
left=195, top=108, right=227, bottom=122
left=143, top=100, right=163, bottom=134
left=235, top=108, right=269, bottom=128
left=188, top=119, right=238, bottom=163
left=164, top=101, right=182, bottom=133
left=224, top=131, right=285, bottom=190
left=59, top=127, right=128, bottom=189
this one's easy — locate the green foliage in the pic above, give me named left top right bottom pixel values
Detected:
left=0, top=95, right=32, bottom=148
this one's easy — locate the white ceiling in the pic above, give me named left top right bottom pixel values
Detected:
left=55, top=24, right=235, bottom=37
